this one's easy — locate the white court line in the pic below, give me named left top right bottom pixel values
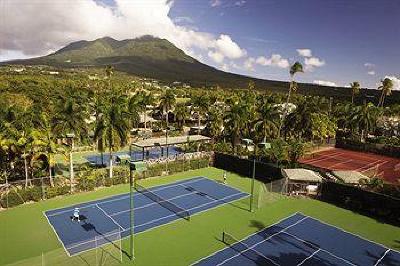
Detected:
left=42, top=210, right=71, bottom=256
left=355, top=160, right=383, bottom=172
left=132, top=192, right=246, bottom=230
left=282, top=232, right=356, bottom=266
left=374, top=249, right=390, bottom=266
left=67, top=191, right=247, bottom=251
left=328, top=159, right=353, bottom=168
left=304, top=215, right=400, bottom=255
left=215, top=217, right=309, bottom=266
left=96, top=204, right=125, bottom=230
left=46, top=177, right=205, bottom=217
left=109, top=190, right=198, bottom=216
left=69, top=194, right=248, bottom=257
left=302, top=152, right=343, bottom=163
left=297, top=248, right=321, bottom=266
left=189, top=212, right=303, bottom=266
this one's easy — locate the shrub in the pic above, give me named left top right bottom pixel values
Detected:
left=112, top=167, right=129, bottom=185
left=46, top=186, right=60, bottom=199
left=77, top=172, right=97, bottom=191
left=0, top=189, right=25, bottom=208
left=28, top=186, right=43, bottom=202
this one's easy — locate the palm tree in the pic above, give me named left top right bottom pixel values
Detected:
left=105, top=65, right=114, bottom=90
left=254, top=103, right=279, bottom=142
left=94, top=94, right=129, bottom=179
left=206, top=106, right=224, bottom=142
left=284, top=99, right=313, bottom=139
left=225, top=102, right=248, bottom=154
left=279, top=61, right=303, bottom=137
left=378, top=78, right=393, bottom=107
left=350, top=103, right=380, bottom=141
left=52, top=97, right=89, bottom=141
left=192, top=94, right=209, bottom=134
left=159, top=90, right=176, bottom=152
left=350, top=81, right=360, bottom=104
left=175, top=103, right=189, bottom=130
left=31, top=125, right=62, bottom=188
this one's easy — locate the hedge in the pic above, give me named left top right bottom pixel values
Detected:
left=1, top=156, right=211, bottom=209
left=336, top=138, right=400, bottom=158
left=213, top=152, right=282, bottom=182
left=320, top=181, right=400, bottom=226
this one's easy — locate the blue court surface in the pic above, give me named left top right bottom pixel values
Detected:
left=85, top=146, right=181, bottom=166
left=194, top=213, right=400, bottom=266
left=44, top=176, right=248, bottom=256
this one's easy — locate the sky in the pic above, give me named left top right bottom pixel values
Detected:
left=0, top=0, right=399, bottom=89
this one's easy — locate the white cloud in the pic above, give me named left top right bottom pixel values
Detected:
left=364, top=62, right=375, bottom=68
left=296, top=49, right=312, bottom=57
left=234, top=1, right=247, bottom=6
left=244, top=57, right=256, bottom=71
left=221, top=63, right=229, bottom=71
left=385, top=76, right=400, bottom=91
left=304, top=57, right=325, bottom=71
left=215, top=34, right=247, bottom=59
left=313, top=80, right=337, bottom=87
left=210, top=0, right=222, bottom=7
left=255, top=54, right=289, bottom=69
left=208, top=51, right=224, bottom=64
left=367, top=71, right=376, bottom=76
left=173, top=16, right=194, bottom=24
left=0, top=0, right=246, bottom=65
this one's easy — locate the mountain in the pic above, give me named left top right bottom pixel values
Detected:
left=2, top=36, right=399, bottom=104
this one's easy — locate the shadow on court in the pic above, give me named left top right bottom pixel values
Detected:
left=79, top=220, right=130, bottom=261
left=183, top=186, right=249, bottom=212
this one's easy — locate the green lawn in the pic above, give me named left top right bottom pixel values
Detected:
left=1, top=167, right=399, bottom=266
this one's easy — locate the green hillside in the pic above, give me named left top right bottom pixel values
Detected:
left=2, top=36, right=399, bottom=105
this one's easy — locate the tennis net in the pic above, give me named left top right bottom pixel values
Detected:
left=222, top=232, right=276, bottom=266
left=135, top=183, right=190, bottom=221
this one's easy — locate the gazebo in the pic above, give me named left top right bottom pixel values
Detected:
left=131, top=135, right=211, bottom=161
left=281, top=168, right=324, bottom=195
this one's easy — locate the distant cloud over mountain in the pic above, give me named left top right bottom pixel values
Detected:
left=313, top=80, right=337, bottom=87
left=0, top=0, right=246, bottom=68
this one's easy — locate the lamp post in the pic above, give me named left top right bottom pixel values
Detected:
left=129, top=144, right=135, bottom=261
left=243, top=139, right=270, bottom=212
left=66, top=133, right=75, bottom=193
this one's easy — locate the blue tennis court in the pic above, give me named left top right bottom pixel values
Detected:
left=194, top=213, right=400, bottom=266
left=44, top=177, right=248, bottom=256
left=85, top=146, right=182, bottom=166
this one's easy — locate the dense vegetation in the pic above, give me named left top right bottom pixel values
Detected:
left=0, top=62, right=399, bottom=207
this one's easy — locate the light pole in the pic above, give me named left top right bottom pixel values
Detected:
left=129, top=144, right=135, bottom=261
left=66, top=133, right=75, bottom=193
left=243, top=139, right=270, bottom=212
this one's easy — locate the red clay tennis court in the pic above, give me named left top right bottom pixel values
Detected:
left=299, top=148, right=400, bottom=184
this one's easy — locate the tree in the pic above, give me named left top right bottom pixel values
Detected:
left=159, top=89, right=176, bottom=147
left=31, top=115, right=64, bottom=187
left=287, top=139, right=308, bottom=165
left=254, top=103, right=279, bottom=142
left=350, top=103, right=380, bottom=141
left=378, top=78, right=393, bottom=107
left=279, top=61, right=303, bottom=137
left=52, top=97, right=89, bottom=142
left=191, top=94, right=210, bottom=134
left=311, top=113, right=337, bottom=143
left=174, top=103, right=189, bottom=130
left=105, top=65, right=114, bottom=90
left=135, top=90, right=155, bottom=130
left=284, top=99, right=313, bottom=140
left=94, top=94, right=129, bottom=179
left=350, top=81, right=360, bottom=104
left=206, top=106, right=224, bottom=142
left=225, top=102, right=248, bottom=154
